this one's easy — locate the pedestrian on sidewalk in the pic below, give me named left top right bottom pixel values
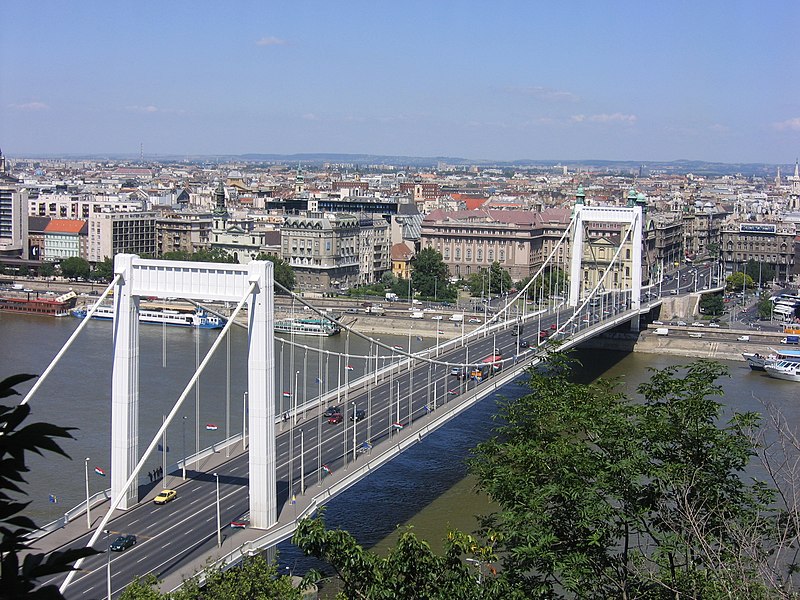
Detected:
left=148, top=471, right=152, bottom=483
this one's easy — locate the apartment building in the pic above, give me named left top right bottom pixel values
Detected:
left=88, top=212, right=157, bottom=263
left=0, top=157, right=28, bottom=258
left=355, top=216, right=390, bottom=285
left=420, top=208, right=571, bottom=281
left=156, top=212, right=212, bottom=256
left=29, top=193, right=147, bottom=219
left=720, top=221, right=796, bottom=283
left=280, top=212, right=360, bottom=292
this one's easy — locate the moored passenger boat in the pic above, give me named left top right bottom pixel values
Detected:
left=274, top=317, right=341, bottom=337
left=0, top=291, right=77, bottom=317
left=764, top=360, right=800, bottom=382
left=742, top=349, right=800, bottom=371
left=71, top=304, right=225, bottom=329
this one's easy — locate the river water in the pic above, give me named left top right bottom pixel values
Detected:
left=1, top=312, right=798, bottom=575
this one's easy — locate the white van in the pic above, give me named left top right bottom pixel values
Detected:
left=410, top=311, right=424, bottom=319
left=654, top=327, right=670, bottom=336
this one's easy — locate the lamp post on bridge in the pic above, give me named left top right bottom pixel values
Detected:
left=104, top=529, right=111, bottom=600
left=181, top=415, right=187, bottom=480
left=84, top=457, right=91, bottom=529
left=213, top=472, right=221, bottom=548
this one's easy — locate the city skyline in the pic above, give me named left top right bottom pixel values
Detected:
left=1, top=1, right=798, bottom=163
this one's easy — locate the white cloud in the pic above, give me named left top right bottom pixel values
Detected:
left=125, top=105, right=184, bottom=115
left=9, top=101, right=49, bottom=111
left=571, top=113, right=637, bottom=124
left=302, top=113, right=319, bottom=121
left=507, top=86, right=579, bottom=103
left=774, top=117, right=800, bottom=131
left=256, top=36, right=287, bottom=46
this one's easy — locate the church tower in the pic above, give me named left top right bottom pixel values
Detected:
left=212, top=181, right=229, bottom=231
left=294, top=164, right=305, bottom=195
left=789, top=159, right=800, bottom=212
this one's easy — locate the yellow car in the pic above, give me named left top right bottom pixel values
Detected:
left=154, top=489, right=177, bottom=505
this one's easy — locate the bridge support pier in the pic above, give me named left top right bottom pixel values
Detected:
left=110, top=254, right=140, bottom=510
left=247, top=261, right=277, bottom=529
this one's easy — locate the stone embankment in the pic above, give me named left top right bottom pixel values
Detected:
left=580, top=325, right=787, bottom=364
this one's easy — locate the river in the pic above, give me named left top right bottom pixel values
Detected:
left=1, top=312, right=797, bottom=579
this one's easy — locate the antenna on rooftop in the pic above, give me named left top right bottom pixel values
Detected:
left=140, top=143, right=143, bottom=163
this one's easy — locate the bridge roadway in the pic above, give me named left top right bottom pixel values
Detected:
left=43, top=304, right=645, bottom=598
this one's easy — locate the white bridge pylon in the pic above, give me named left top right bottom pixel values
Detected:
left=110, top=255, right=276, bottom=529
left=568, top=205, right=643, bottom=329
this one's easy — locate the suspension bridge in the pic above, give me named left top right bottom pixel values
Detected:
left=22, top=205, right=668, bottom=597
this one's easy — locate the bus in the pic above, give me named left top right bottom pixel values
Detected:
left=470, top=354, right=503, bottom=381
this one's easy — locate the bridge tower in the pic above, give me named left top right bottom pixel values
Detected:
left=110, top=255, right=277, bottom=529
left=568, top=205, right=643, bottom=330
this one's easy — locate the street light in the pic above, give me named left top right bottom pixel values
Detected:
left=104, top=529, right=112, bottom=600
left=84, top=457, right=91, bottom=529
left=352, top=402, right=357, bottom=462
left=213, top=472, right=221, bottom=548
left=181, top=415, right=187, bottom=480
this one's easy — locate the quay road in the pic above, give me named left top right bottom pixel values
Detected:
left=45, top=309, right=562, bottom=598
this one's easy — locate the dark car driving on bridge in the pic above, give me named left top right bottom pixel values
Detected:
left=322, top=405, right=341, bottom=418
left=350, top=409, right=366, bottom=422
left=109, top=534, right=137, bottom=551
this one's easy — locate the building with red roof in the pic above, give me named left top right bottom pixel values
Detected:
left=43, top=219, right=88, bottom=261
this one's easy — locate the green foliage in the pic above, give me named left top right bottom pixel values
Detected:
left=39, top=263, right=55, bottom=278
left=254, top=253, right=295, bottom=293
left=0, top=374, right=100, bottom=600
left=518, top=267, right=568, bottom=300
left=293, top=512, right=520, bottom=599
left=469, top=355, right=778, bottom=599
left=744, top=259, right=775, bottom=285
left=90, top=257, right=114, bottom=282
left=726, top=271, right=753, bottom=291
left=410, top=248, right=456, bottom=301
left=59, top=257, right=90, bottom=281
left=699, top=292, right=725, bottom=316
left=465, top=264, right=513, bottom=298
left=120, top=555, right=303, bottom=600
left=757, top=291, right=774, bottom=320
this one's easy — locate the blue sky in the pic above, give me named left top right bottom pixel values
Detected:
left=1, top=1, right=798, bottom=163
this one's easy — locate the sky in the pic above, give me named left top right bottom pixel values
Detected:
left=1, top=1, right=798, bottom=164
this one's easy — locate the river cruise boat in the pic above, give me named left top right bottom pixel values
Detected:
left=274, top=317, right=341, bottom=337
left=72, top=304, right=225, bottom=329
left=764, top=360, right=800, bottom=382
left=742, top=349, right=800, bottom=371
left=0, top=291, right=77, bottom=317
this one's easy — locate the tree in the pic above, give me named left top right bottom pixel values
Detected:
left=744, top=259, right=775, bottom=287
left=469, top=355, right=776, bottom=598
left=293, top=513, right=520, bottom=599
left=410, top=248, right=455, bottom=301
left=254, top=253, right=295, bottom=293
left=191, top=248, right=238, bottom=264
left=519, top=267, right=568, bottom=300
left=488, top=262, right=512, bottom=296
left=0, top=374, right=100, bottom=599
left=60, top=257, right=90, bottom=281
left=699, top=292, right=724, bottom=316
left=90, top=257, right=114, bottom=282
left=726, top=271, right=753, bottom=292
left=756, top=291, right=774, bottom=320
left=39, top=262, right=55, bottom=278
left=119, top=554, right=304, bottom=599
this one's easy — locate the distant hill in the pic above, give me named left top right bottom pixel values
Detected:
left=13, top=152, right=785, bottom=177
